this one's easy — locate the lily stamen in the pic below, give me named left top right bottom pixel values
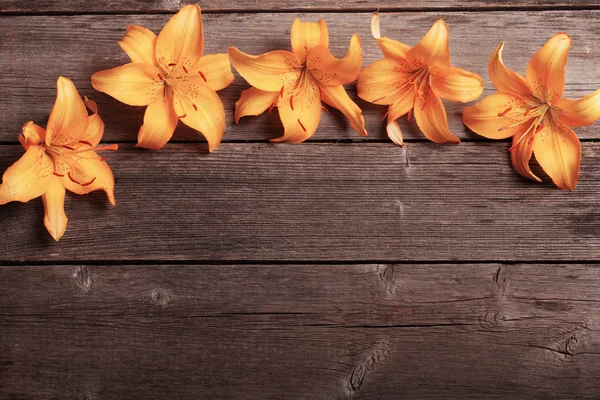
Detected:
left=298, top=119, right=307, bottom=132
left=198, top=71, right=207, bottom=82
left=498, top=107, right=512, bottom=117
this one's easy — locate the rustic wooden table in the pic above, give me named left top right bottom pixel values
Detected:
left=1, top=0, right=599, bottom=398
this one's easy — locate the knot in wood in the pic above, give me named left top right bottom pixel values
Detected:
left=74, top=266, right=93, bottom=293
left=151, top=288, right=170, bottom=306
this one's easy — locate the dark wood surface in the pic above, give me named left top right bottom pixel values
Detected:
left=1, top=0, right=600, bottom=398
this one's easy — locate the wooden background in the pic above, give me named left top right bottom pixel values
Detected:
left=1, top=0, right=600, bottom=398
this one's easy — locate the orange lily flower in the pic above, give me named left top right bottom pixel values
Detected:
left=0, top=77, right=117, bottom=241
left=463, top=33, right=600, bottom=190
left=91, top=5, right=233, bottom=152
left=228, top=18, right=367, bottom=142
left=357, top=14, right=484, bottom=146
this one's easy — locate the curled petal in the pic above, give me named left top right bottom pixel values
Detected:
left=118, top=25, right=158, bottom=66
left=386, top=120, right=404, bottom=147
left=307, top=35, right=362, bottom=86
left=290, top=18, right=329, bottom=61
left=371, top=13, right=411, bottom=60
left=462, top=93, right=532, bottom=139
left=431, top=66, right=484, bottom=103
left=234, top=87, right=279, bottom=123
left=555, top=89, right=600, bottom=127
left=42, top=182, right=68, bottom=242
left=137, top=94, right=179, bottom=150
left=174, top=81, right=226, bottom=152
left=357, top=58, right=410, bottom=105
left=20, top=121, right=46, bottom=150
left=46, top=77, right=89, bottom=146
left=156, top=4, right=204, bottom=69
left=320, top=85, right=367, bottom=136
left=489, top=42, right=532, bottom=97
left=59, top=151, right=116, bottom=205
left=228, top=47, right=302, bottom=92
left=533, top=121, right=581, bottom=190
left=0, top=145, right=54, bottom=204
left=406, top=19, right=451, bottom=75
left=510, top=126, right=541, bottom=183
left=414, top=86, right=459, bottom=143
left=526, top=33, right=571, bottom=103
left=92, top=62, right=164, bottom=106
left=273, top=79, right=321, bottom=143
left=193, top=53, right=234, bottom=92
left=78, top=97, right=104, bottom=148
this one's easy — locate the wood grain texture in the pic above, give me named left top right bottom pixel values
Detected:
left=0, top=0, right=597, bottom=13
left=1, top=11, right=600, bottom=143
left=2, top=263, right=600, bottom=399
left=1, top=142, right=598, bottom=262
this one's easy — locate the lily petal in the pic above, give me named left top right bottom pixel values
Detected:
left=193, top=53, right=234, bottom=92
left=526, top=33, right=571, bottom=103
left=371, top=12, right=411, bottom=61
left=320, top=85, right=367, bottom=136
left=137, top=94, right=179, bottom=150
left=290, top=18, right=329, bottom=61
left=118, top=25, right=158, bottom=66
left=20, top=121, right=46, bottom=150
left=174, top=80, right=226, bottom=152
left=92, top=62, right=164, bottom=106
left=385, top=86, right=416, bottom=122
left=234, top=87, right=280, bottom=123
left=489, top=42, right=532, bottom=97
left=156, top=4, right=204, bottom=69
left=555, top=89, right=600, bottom=127
left=0, top=145, right=54, bottom=204
left=357, top=58, right=410, bottom=105
left=510, top=126, right=541, bottom=183
left=406, top=19, right=451, bottom=75
left=462, top=93, right=532, bottom=139
left=431, top=66, right=484, bottom=103
left=79, top=97, right=104, bottom=148
left=46, top=77, right=89, bottom=146
left=414, top=86, right=459, bottom=143
left=60, top=151, right=116, bottom=205
left=228, top=48, right=302, bottom=93
left=533, top=120, right=581, bottom=190
left=42, top=181, right=68, bottom=242
left=307, top=35, right=362, bottom=86
left=386, top=120, right=404, bottom=147
left=273, top=79, right=321, bottom=143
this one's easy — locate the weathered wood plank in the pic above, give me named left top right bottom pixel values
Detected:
left=0, top=142, right=598, bottom=262
left=0, top=0, right=596, bottom=13
left=2, top=263, right=600, bottom=399
left=1, top=11, right=600, bottom=142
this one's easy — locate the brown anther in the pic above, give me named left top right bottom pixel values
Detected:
left=524, top=108, right=531, bottom=116
left=289, top=95, right=294, bottom=111
left=67, top=172, right=81, bottom=185
left=53, top=172, right=64, bottom=177
left=192, top=104, right=198, bottom=111
left=298, top=119, right=307, bottom=132
left=80, top=177, right=97, bottom=187
left=182, top=65, right=188, bottom=73
left=318, top=86, right=323, bottom=98
left=198, top=71, right=207, bottom=82
left=280, top=86, right=284, bottom=98
left=158, top=73, right=164, bottom=80
left=321, top=105, right=329, bottom=113
left=498, top=107, right=512, bottom=117
left=268, top=103, right=275, bottom=114
left=168, top=63, right=177, bottom=67
left=407, top=109, right=412, bottom=121
left=535, top=123, right=545, bottom=133
left=79, top=140, right=93, bottom=147
left=62, top=145, right=75, bottom=151
left=178, top=113, right=187, bottom=119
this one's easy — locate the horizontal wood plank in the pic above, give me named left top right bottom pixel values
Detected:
left=0, top=0, right=597, bottom=13
left=0, top=142, right=598, bottom=262
left=1, top=11, right=600, bottom=143
left=2, top=263, right=600, bottom=399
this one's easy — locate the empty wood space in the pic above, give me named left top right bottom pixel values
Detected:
left=1, top=0, right=599, bottom=398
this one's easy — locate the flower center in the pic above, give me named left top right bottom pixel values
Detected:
left=44, top=141, right=118, bottom=186
left=155, top=58, right=208, bottom=120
